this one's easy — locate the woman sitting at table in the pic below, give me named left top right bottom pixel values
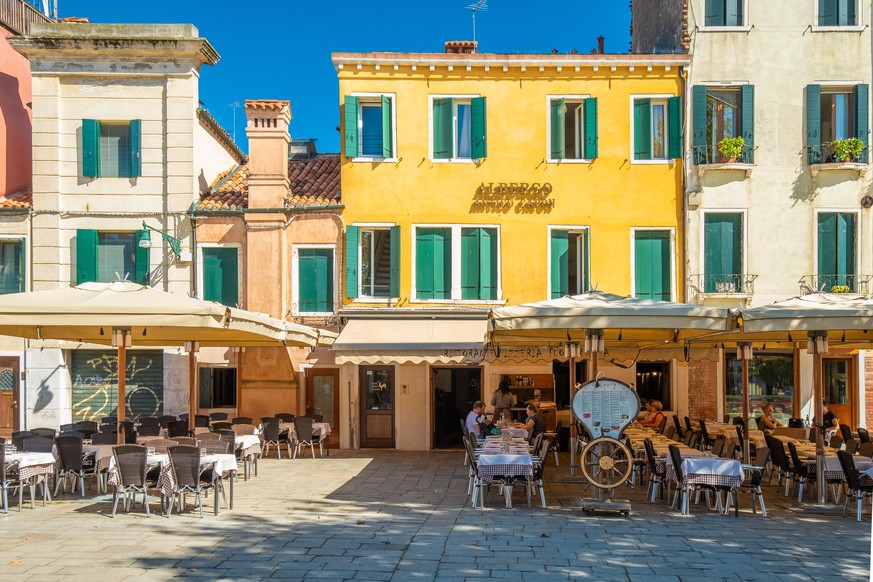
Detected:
left=525, top=403, right=546, bottom=441
left=642, top=400, right=666, bottom=429
left=759, top=404, right=782, bottom=431
left=637, top=400, right=654, bottom=423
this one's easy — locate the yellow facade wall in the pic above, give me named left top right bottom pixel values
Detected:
left=337, top=59, right=686, bottom=306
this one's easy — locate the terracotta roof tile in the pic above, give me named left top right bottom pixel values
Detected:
left=0, top=186, right=32, bottom=210
left=197, top=154, right=341, bottom=211
left=245, top=99, right=290, bottom=111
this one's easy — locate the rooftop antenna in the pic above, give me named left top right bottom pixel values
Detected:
left=466, top=0, right=488, bottom=43
left=229, top=101, right=240, bottom=142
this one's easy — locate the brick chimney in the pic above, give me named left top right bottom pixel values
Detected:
left=597, top=35, right=605, bottom=54
left=245, top=99, right=290, bottom=209
left=445, top=40, right=477, bottom=54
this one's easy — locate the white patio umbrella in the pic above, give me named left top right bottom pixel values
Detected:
left=0, top=281, right=319, bottom=440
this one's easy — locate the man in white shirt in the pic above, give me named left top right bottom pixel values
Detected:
left=465, top=401, right=485, bottom=436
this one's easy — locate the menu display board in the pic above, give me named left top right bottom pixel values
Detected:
left=572, top=378, right=640, bottom=440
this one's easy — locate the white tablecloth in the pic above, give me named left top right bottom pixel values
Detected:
left=6, top=452, right=56, bottom=469
left=477, top=453, right=533, bottom=484
left=235, top=435, right=261, bottom=450
left=82, top=445, right=116, bottom=470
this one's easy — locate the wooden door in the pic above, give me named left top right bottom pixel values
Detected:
left=360, top=366, right=395, bottom=448
left=306, top=368, right=339, bottom=447
left=823, top=357, right=855, bottom=429
left=0, top=357, right=20, bottom=439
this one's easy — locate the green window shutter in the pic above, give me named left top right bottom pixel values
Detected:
left=344, top=95, right=359, bottom=158
left=704, top=214, right=742, bottom=293
left=584, top=98, right=598, bottom=159
left=433, top=98, right=453, bottom=159
left=581, top=229, right=590, bottom=292
left=550, top=98, right=566, bottom=160
left=854, top=84, right=869, bottom=149
left=134, top=229, right=150, bottom=285
left=416, top=229, right=435, bottom=299
left=667, top=96, right=682, bottom=159
left=481, top=228, right=498, bottom=300
left=461, top=228, right=480, bottom=300
left=635, top=231, right=671, bottom=301
left=76, top=229, right=98, bottom=284
left=837, top=213, right=856, bottom=286
left=691, top=86, right=708, bottom=159
left=705, top=0, right=724, bottom=26
left=818, top=213, right=837, bottom=289
left=381, top=96, right=393, bottom=158
left=345, top=226, right=359, bottom=299
left=17, top=239, right=25, bottom=292
left=633, top=99, right=652, bottom=160
left=389, top=225, right=400, bottom=298
left=471, top=97, right=487, bottom=159
left=807, top=84, right=821, bottom=152
left=220, top=248, right=239, bottom=308
left=82, top=119, right=100, bottom=178
left=416, top=228, right=451, bottom=300
left=129, top=119, right=142, bottom=177
left=202, top=252, right=222, bottom=302
left=550, top=230, right=569, bottom=299
left=741, top=85, right=755, bottom=162
left=819, top=0, right=837, bottom=25
left=298, top=250, right=332, bottom=313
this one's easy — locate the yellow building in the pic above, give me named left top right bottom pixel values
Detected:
left=329, top=43, right=690, bottom=450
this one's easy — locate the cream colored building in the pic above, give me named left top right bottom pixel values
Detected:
left=4, top=23, right=243, bottom=429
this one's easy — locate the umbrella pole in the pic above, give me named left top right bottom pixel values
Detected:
left=814, top=351, right=826, bottom=504
left=117, top=339, right=126, bottom=446
left=741, top=355, right=750, bottom=465
left=569, top=355, right=577, bottom=476
left=236, top=348, right=244, bottom=418
left=188, top=349, right=196, bottom=432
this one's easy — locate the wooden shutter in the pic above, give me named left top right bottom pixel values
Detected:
left=17, top=238, right=25, bottom=292
left=550, top=98, right=566, bottom=160
left=471, top=97, right=487, bottom=159
left=221, top=248, right=239, bottom=308
left=345, top=226, right=359, bottom=299
left=692, top=86, right=708, bottom=161
left=76, top=229, right=98, bottom=284
left=129, top=119, right=142, bottom=177
left=381, top=96, right=393, bottom=158
left=704, top=214, right=742, bottom=293
left=389, top=225, right=400, bottom=298
left=633, top=99, right=652, bottom=160
left=818, top=213, right=837, bottom=289
left=298, top=249, right=332, bottom=313
left=134, top=229, right=150, bottom=285
left=635, top=231, right=671, bottom=301
left=344, top=95, right=359, bottom=158
left=415, top=228, right=451, bottom=300
left=854, top=84, right=869, bottom=149
left=584, top=98, right=598, bottom=159
left=433, top=98, right=453, bottom=159
left=740, top=85, right=755, bottom=162
left=202, top=251, right=222, bottom=302
left=705, top=0, right=724, bottom=26
left=667, top=96, right=682, bottom=159
left=837, top=213, right=856, bottom=286
left=819, top=0, right=837, bottom=25
left=806, top=85, right=821, bottom=162
left=480, top=228, right=497, bottom=300
left=550, top=230, right=569, bottom=299
left=581, top=229, right=590, bottom=292
left=82, top=119, right=100, bottom=177
left=461, top=228, right=497, bottom=301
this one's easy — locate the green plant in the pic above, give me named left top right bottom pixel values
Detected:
left=831, top=285, right=851, bottom=293
left=831, top=137, right=864, bottom=162
left=718, top=136, right=745, bottom=160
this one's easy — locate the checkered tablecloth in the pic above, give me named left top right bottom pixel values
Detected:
left=82, top=445, right=115, bottom=472
left=6, top=453, right=57, bottom=487
left=665, top=457, right=744, bottom=488
left=476, top=453, right=533, bottom=484
left=107, top=453, right=236, bottom=498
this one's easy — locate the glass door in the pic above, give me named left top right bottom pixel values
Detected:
left=306, top=368, right=339, bottom=447
left=359, top=366, right=395, bottom=448
left=823, top=357, right=854, bottom=430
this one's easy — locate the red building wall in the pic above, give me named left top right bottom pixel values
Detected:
left=0, top=27, right=32, bottom=195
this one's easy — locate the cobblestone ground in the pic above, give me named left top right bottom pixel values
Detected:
left=0, top=450, right=869, bottom=581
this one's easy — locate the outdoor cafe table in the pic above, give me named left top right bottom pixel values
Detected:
left=4, top=451, right=56, bottom=508
left=476, top=453, right=534, bottom=508
left=278, top=422, right=332, bottom=455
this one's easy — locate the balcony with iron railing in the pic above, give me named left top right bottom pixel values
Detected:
left=689, top=274, right=757, bottom=296
left=799, top=274, right=872, bottom=295
left=806, top=143, right=869, bottom=176
left=692, top=144, right=754, bottom=176
left=0, top=0, right=51, bottom=35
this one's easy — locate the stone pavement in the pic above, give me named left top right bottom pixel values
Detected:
left=0, top=450, right=870, bottom=581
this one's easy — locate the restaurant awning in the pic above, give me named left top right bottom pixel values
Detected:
left=333, top=318, right=488, bottom=364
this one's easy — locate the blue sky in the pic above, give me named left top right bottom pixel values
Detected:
left=60, top=1, right=631, bottom=154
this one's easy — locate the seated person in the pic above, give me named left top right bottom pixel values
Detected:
left=759, top=404, right=782, bottom=430
left=642, top=400, right=666, bottom=429
left=525, top=403, right=546, bottom=441
left=822, top=400, right=839, bottom=440
left=465, top=401, right=485, bottom=436
left=637, top=400, right=654, bottom=423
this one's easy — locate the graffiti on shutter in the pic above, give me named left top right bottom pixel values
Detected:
left=71, top=350, right=164, bottom=422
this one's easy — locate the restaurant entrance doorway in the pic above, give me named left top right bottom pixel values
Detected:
left=823, top=356, right=856, bottom=429
left=432, top=367, right=482, bottom=449
left=0, top=357, right=19, bottom=439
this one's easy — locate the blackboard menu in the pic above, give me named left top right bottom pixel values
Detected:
left=572, top=379, right=640, bottom=439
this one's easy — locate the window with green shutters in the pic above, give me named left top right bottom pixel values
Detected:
left=704, top=0, right=745, bottom=27
left=548, top=97, right=598, bottom=161
left=202, top=246, right=239, bottom=308
left=297, top=248, right=334, bottom=314
left=343, top=95, right=394, bottom=159
left=692, top=85, right=754, bottom=164
left=703, top=213, right=743, bottom=293
left=549, top=229, right=589, bottom=299
left=806, top=84, right=869, bottom=163
left=415, top=228, right=452, bottom=300
left=81, top=119, right=141, bottom=178
left=818, top=0, right=858, bottom=26
left=817, top=212, right=856, bottom=291
left=345, top=226, right=399, bottom=299
left=432, top=96, right=487, bottom=160
left=0, top=239, right=25, bottom=294
left=77, top=231, right=148, bottom=285
left=633, top=230, right=672, bottom=301
left=461, top=228, right=497, bottom=300
left=633, top=97, right=682, bottom=161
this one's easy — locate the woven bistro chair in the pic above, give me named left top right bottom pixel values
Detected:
left=31, top=427, right=56, bottom=439
left=146, top=439, right=178, bottom=454
left=262, top=418, right=291, bottom=459
left=672, top=415, right=684, bottom=440
left=158, top=415, right=177, bottom=428
left=91, top=432, right=118, bottom=445
left=211, top=421, right=232, bottom=432
left=22, top=437, right=53, bottom=453
left=643, top=438, right=666, bottom=503
left=111, top=445, right=158, bottom=517
left=194, top=415, right=211, bottom=428
left=231, top=423, right=258, bottom=436
left=275, top=413, right=295, bottom=423
left=209, top=412, right=229, bottom=422
left=231, top=417, right=253, bottom=425
left=138, top=424, right=162, bottom=437
left=199, top=440, right=232, bottom=455
left=292, top=416, right=317, bottom=459
left=54, top=435, right=97, bottom=497
left=858, top=427, right=871, bottom=444
left=11, top=431, right=36, bottom=450
left=166, top=420, right=190, bottom=438
left=198, top=431, right=221, bottom=442
left=726, top=448, right=770, bottom=518
left=837, top=450, right=873, bottom=522
left=0, top=447, right=23, bottom=513
left=139, top=416, right=160, bottom=426
left=166, top=446, right=221, bottom=517
left=170, top=436, right=197, bottom=447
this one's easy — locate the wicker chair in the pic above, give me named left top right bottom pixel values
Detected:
left=275, top=413, right=295, bottom=423
left=231, top=417, right=253, bottom=425
left=31, top=427, right=56, bottom=439
left=11, top=431, right=36, bottom=450
left=170, top=436, right=197, bottom=447
left=138, top=424, right=162, bottom=437
left=54, top=435, right=97, bottom=497
left=91, top=432, right=118, bottom=445
left=643, top=438, right=666, bottom=503
left=22, top=437, right=53, bottom=453
left=231, top=423, right=257, bottom=436
left=198, top=431, right=221, bottom=442
left=166, top=446, right=221, bottom=517
left=166, top=420, right=190, bottom=438
left=209, top=412, right=228, bottom=421
left=199, top=440, right=232, bottom=455
left=0, top=447, right=22, bottom=513
left=147, top=439, right=178, bottom=454
left=194, top=415, right=211, bottom=428
left=837, top=450, right=873, bottom=522
left=211, top=421, right=232, bottom=432
left=111, top=445, right=158, bottom=516
left=262, top=418, right=290, bottom=459
left=139, top=417, right=160, bottom=426
left=158, top=415, right=177, bottom=428
left=292, top=416, right=317, bottom=459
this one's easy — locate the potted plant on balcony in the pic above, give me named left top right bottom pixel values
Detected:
left=831, top=285, right=851, bottom=293
left=830, top=137, right=864, bottom=163
left=718, top=136, right=745, bottom=163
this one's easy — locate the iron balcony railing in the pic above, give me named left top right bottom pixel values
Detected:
left=690, top=274, right=757, bottom=295
left=799, top=274, right=872, bottom=295
left=692, top=144, right=754, bottom=166
left=0, top=0, right=51, bottom=35
left=806, top=144, right=869, bottom=165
